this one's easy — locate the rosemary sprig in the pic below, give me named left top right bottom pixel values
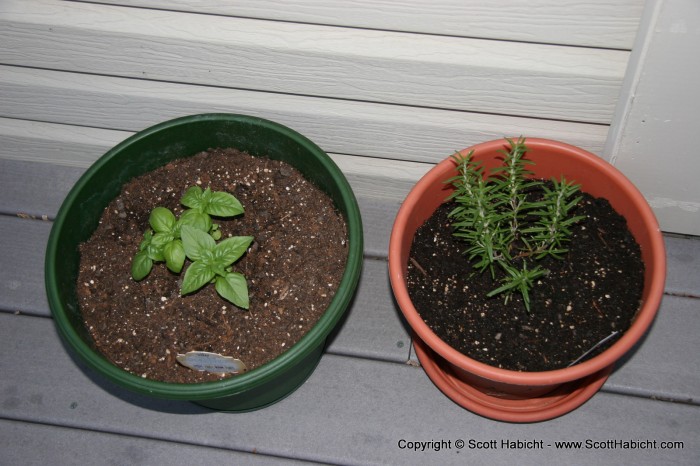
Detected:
left=447, top=137, right=583, bottom=312
left=523, top=178, right=585, bottom=260
left=490, top=136, right=537, bottom=237
left=447, top=151, right=506, bottom=276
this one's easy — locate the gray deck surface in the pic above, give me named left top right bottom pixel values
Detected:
left=1, top=158, right=699, bottom=465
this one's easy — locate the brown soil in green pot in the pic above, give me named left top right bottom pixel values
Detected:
left=77, top=148, right=348, bottom=383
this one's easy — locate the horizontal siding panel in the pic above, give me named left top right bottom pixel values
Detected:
left=0, top=118, right=429, bottom=205
left=81, top=0, right=644, bottom=49
left=0, top=67, right=610, bottom=164
left=0, top=0, right=628, bottom=124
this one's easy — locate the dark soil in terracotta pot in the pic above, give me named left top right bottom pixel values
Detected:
left=77, top=148, right=348, bottom=383
left=407, top=191, right=645, bottom=372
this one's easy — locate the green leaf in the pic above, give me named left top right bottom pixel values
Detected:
left=183, top=186, right=214, bottom=213
left=178, top=209, right=212, bottom=233
left=215, top=273, right=249, bottom=309
left=180, top=186, right=205, bottom=211
left=138, top=230, right=153, bottom=252
left=181, top=225, right=216, bottom=261
left=214, top=236, right=254, bottom=266
left=146, top=243, right=165, bottom=262
left=131, top=251, right=153, bottom=281
left=207, top=191, right=244, bottom=217
left=150, top=232, right=175, bottom=249
left=201, top=186, right=213, bottom=205
left=486, top=280, right=518, bottom=298
left=149, top=207, right=176, bottom=233
left=163, top=239, right=186, bottom=273
left=211, top=263, right=229, bottom=278
left=181, top=260, right=216, bottom=295
left=561, top=215, right=585, bottom=227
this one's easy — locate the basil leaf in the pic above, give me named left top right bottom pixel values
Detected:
left=180, top=186, right=205, bottom=211
left=181, top=260, right=216, bottom=295
left=215, top=273, right=249, bottom=309
left=201, top=187, right=213, bottom=206
left=149, top=207, right=176, bottom=233
left=146, top=243, right=165, bottom=262
left=207, top=191, right=244, bottom=217
left=177, top=209, right=212, bottom=233
left=215, top=236, right=254, bottom=266
left=163, top=239, right=186, bottom=273
left=131, top=251, right=153, bottom=281
left=150, top=231, right=174, bottom=248
left=181, top=225, right=216, bottom=261
left=138, top=230, right=153, bottom=252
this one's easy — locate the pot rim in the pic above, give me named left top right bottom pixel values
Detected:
left=388, top=137, right=666, bottom=386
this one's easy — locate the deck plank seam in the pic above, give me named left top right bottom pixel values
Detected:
left=0, top=415, right=323, bottom=464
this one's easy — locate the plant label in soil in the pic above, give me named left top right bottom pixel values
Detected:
left=176, top=351, right=247, bottom=374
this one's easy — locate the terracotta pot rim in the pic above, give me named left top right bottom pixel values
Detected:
left=388, top=138, right=666, bottom=386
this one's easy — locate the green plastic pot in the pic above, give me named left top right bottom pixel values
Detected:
left=45, top=114, right=363, bottom=411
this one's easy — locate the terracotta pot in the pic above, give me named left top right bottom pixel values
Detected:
left=388, top=138, right=666, bottom=422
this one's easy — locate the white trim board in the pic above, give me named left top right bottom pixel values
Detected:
left=605, top=0, right=700, bottom=235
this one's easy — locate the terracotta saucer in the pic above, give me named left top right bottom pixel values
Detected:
left=413, top=337, right=612, bottom=423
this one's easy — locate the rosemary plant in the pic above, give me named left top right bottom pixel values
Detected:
left=446, top=137, right=583, bottom=312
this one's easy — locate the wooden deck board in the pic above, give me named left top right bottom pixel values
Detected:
left=0, top=419, right=305, bottom=465
left=0, top=216, right=51, bottom=316
left=603, top=295, right=700, bottom=403
left=1, top=313, right=698, bottom=465
left=325, top=257, right=412, bottom=363
left=0, top=158, right=84, bottom=219
left=664, top=235, right=700, bottom=298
